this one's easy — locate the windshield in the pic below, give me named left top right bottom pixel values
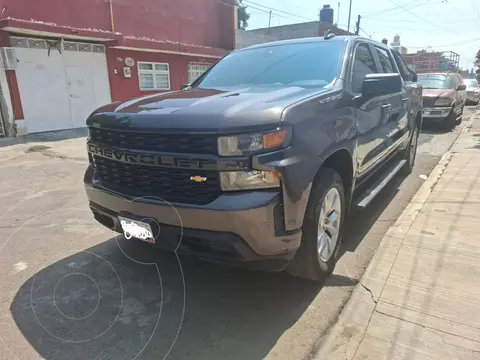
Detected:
left=464, top=79, right=479, bottom=88
left=417, top=75, right=453, bottom=89
left=195, top=42, right=346, bottom=90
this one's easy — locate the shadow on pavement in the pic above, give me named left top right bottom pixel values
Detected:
left=10, top=234, right=359, bottom=360
left=9, top=174, right=408, bottom=360
left=341, top=171, right=406, bottom=256
left=0, top=128, right=87, bottom=148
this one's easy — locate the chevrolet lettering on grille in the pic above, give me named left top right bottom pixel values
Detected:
left=88, top=143, right=219, bottom=170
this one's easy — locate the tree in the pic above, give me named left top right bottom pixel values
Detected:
left=236, top=0, right=251, bottom=30
left=475, top=49, right=480, bottom=81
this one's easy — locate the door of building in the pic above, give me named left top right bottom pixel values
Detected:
left=11, top=37, right=111, bottom=134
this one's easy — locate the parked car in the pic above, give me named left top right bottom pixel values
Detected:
left=418, top=72, right=466, bottom=130
left=84, top=35, right=422, bottom=283
left=464, top=78, right=480, bottom=105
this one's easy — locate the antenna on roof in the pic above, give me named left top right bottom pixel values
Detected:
left=324, top=29, right=336, bottom=40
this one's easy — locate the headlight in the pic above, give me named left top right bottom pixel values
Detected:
left=475, top=90, right=480, bottom=94
left=434, top=98, right=451, bottom=106
left=220, top=171, right=280, bottom=191
left=217, top=128, right=289, bottom=156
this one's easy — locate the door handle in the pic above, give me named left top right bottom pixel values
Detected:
left=402, top=97, right=409, bottom=103
left=382, top=104, right=392, bottom=110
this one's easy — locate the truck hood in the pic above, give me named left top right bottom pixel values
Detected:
left=422, top=88, right=455, bottom=100
left=88, top=86, right=330, bottom=133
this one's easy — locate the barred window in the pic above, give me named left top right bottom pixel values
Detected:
left=138, top=62, right=171, bottom=91
left=188, top=62, right=211, bottom=83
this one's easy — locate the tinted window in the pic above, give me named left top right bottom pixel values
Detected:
left=418, top=75, right=453, bottom=89
left=391, top=50, right=412, bottom=81
left=196, top=42, right=346, bottom=89
left=374, top=47, right=395, bottom=73
left=352, top=43, right=378, bottom=93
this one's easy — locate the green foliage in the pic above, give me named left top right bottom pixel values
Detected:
left=236, top=0, right=251, bottom=30
left=476, top=50, right=480, bottom=81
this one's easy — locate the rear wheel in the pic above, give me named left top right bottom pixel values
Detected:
left=286, top=168, right=345, bottom=283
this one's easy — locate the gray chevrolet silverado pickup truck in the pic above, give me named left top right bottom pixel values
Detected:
left=84, top=35, right=422, bottom=283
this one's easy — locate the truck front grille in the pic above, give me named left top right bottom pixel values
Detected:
left=92, top=156, right=221, bottom=205
left=89, top=127, right=218, bottom=155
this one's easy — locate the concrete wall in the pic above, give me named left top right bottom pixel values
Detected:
left=0, top=0, right=236, bottom=50
left=245, top=22, right=320, bottom=42
left=235, top=30, right=279, bottom=49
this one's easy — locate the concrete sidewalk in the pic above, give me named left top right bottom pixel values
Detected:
left=315, top=112, right=480, bottom=360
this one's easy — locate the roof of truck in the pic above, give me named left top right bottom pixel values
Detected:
left=238, top=35, right=366, bottom=51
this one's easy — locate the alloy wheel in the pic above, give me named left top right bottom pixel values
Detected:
left=317, top=188, right=342, bottom=263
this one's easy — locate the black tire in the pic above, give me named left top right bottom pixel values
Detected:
left=402, top=125, right=419, bottom=175
left=443, top=107, right=457, bottom=131
left=286, top=168, right=345, bottom=283
left=458, top=105, right=464, bottom=123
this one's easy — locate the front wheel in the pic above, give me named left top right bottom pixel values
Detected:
left=444, top=107, right=457, bottom=130
left=286, top=168, right=345, bottom=283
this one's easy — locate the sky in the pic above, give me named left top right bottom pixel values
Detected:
left=243, top=0, right=480, bottom=70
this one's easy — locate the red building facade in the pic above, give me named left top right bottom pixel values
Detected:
left=0, top=0, right=235, bottom=135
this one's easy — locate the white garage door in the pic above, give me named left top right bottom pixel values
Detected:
left=11, top=37, right=111, bottom=134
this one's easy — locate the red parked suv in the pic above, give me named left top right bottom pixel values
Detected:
left=418, top=72, right=467, bottom=130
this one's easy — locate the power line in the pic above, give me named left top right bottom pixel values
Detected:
left=242, top=0, right=317, bottom=22
left=363, top=0, right=428, bottom=18
left=359, top=27, right=372, bottom=39
left=407, top=38, right=480, bottom=49
left=214, top=0, right=292, bottom=21
left=386, top=0, right=479, bottom=41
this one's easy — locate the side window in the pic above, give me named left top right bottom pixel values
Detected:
left=391, top=50, right=411, bottom=82
left=352, top=43, right=378, bottom=93
left=450, top=76, right=457, bottom=89
left=374, top=47, right=395, bottom=73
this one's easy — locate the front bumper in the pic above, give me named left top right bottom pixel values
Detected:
left=84, top=165, right=301, bottom=270
left=422, top=107, right=452, bottom=121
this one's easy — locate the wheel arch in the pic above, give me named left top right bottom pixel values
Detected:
left=314, top=147, right=355, bottom=213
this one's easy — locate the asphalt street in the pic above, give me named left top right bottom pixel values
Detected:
left=0, top=106, right=476, bottom=360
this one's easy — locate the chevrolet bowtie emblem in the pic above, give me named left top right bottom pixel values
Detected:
left=190, top=176, right=207, bottom=183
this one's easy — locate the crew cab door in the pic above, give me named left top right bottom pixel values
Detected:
left=371, top=45, right=409, bottom=157
left=391, top=49, right=423, bottom=140
left=350, top=42, right=383, bottom=181
left=350, top=42, right=406, bottom=182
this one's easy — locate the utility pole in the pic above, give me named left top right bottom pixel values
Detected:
left=337, top=2, right=340, bottom=24
left=355, top=14, right=361, bottom=35
left=268, top=10, right=272, bottom=34
left=347, top=0, right=353, bottom=34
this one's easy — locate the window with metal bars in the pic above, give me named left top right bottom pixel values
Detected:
left=137, top=62, right=171, bottom=90
left=188, top=62, right=211, bottom=83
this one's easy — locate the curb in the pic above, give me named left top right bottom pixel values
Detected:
left=312, top=111, right=479, bottom=360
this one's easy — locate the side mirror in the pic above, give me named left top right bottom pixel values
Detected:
left=361, top=73, right=402, bottom=101
left=457, top=84, right=467, bottom=91
left=411, top=72, right=417, bottom=82
left=181, top=83, right=192, bottom=90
